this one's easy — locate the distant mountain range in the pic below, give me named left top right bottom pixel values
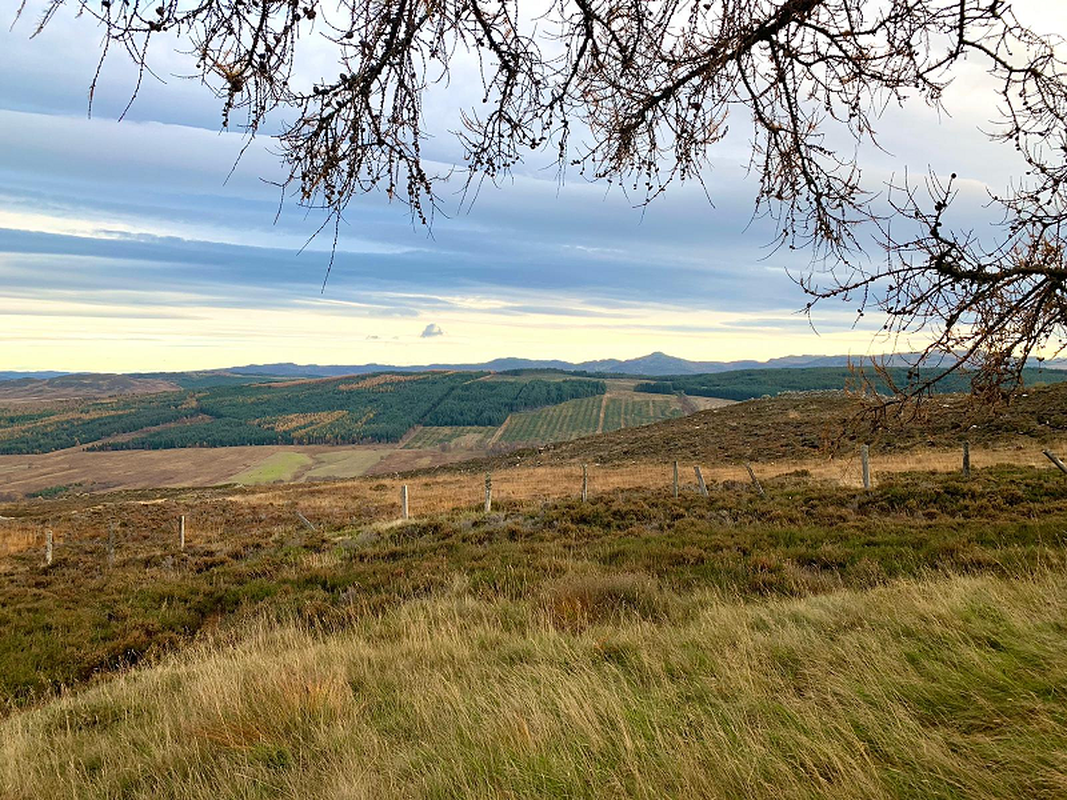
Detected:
left=0, top=371, right=70, bottom=381
left=226, top=351, right=988, bottom=379
left=5, top=352, right=1067, bottom=382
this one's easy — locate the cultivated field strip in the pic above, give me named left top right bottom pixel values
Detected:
left=498, top=395, right=603, bottom=444
left=602, top=396, right=682, bottom=433
left=499, top=394, right=683, bottom=445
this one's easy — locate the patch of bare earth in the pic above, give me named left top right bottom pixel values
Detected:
left=0, top=446, right=320, bottom=498
left=0, top=445, right=483, bottom=499
left=680, top=394, right=736, bottom=412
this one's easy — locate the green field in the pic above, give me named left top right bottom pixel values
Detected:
left=229, top=452, right=313, bottom=484
left=498, top=394, right=683, bottom=445
left=401, top=426, right=497, bottom=450
left=301, top=449, right=390, bottom=480
left=498, top=394, right=604, bottom=444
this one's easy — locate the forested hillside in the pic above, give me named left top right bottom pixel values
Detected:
left=0, top=394, right=199, bottom=454
left=0, top=373, right=607, bottom=454
left=636, top=366, right=1067, bottom=401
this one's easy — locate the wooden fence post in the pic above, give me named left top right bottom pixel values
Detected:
left=694, top=466, right=709, bottom=497
left=179, top=515, right=186, bottom=551
left=484, top=473, right=492, bottom=513
left=401, top=485, right=409, bottom=519
left=673, top=460, right=679, bottom=498
left=963, top=441, right=971, bottom=478
left=744, top=463, right=765, bottom=497
left=295, top=511, right=317, bottom=532
left=861, top=444, right=871, bottom=490
left=1043, top=450, right=1067, bottom=475
left=107, top=522, right=115, bottom=568
left=581, top=465, right=588, bottom=502
left=44, top=529, right=53, bottom=566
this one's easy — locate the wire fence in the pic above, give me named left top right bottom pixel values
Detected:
left=3, top=442, right=1067, bottom=565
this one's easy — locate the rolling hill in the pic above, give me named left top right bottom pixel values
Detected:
left=634, top=366, right=1067, bottom=401
left=0, top=374, right=181, bottom=404
left=3, top=364, right=1067, bottom=498
left=0, top=373, right=693, bottom=496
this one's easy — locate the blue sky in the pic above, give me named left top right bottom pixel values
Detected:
left=2, top=2, right=1064, bottom=372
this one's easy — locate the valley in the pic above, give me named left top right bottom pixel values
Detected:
left=0, top=373, right=698, bottom=497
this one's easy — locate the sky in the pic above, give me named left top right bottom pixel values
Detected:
left=1, top=2, right=1065, bottom=373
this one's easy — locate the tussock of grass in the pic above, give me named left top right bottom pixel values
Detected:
left=3, top=571, right=1067, bottom=798
left=541, top=571, right=669, bottom=631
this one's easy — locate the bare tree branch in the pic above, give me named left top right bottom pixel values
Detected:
left=14, top=0, right=1067, bottom=399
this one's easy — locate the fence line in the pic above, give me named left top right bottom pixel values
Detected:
left=4, top=442, right=1065, bottom=562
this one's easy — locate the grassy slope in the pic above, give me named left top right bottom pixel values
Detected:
left=3, top=570, right=1067, bottom=798
left=4, top=389, right=1067, bottom=796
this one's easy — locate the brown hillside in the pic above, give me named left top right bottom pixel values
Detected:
left=0, top=374, right=180, bottom=404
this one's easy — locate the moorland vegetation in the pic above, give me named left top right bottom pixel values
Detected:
left=3, top=465, right=1067, bottom=797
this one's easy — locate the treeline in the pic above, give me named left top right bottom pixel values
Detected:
left=193, top=372, right=475, bottom=444
left=0, top=409, right=53, bottom=427
left=424, top=379, right=606, bottom=426
left=636, top=367, right=1067, bottom=401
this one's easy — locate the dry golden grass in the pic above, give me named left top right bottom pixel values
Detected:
left=4, top=459, right=1067, bottom=796
left=3, top=438, right=1063, bottom=567
left=3, top=569, right=1067, bottom=798
left=0, top=518, right=43, bottom=558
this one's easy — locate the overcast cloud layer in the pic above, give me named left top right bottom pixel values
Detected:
left=2, top=2, right=1065, bottom=372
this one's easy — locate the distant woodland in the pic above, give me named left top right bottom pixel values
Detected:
left=635, top=368, right=1067, bottom=401
left=0, top=373, right=606, bottom=455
